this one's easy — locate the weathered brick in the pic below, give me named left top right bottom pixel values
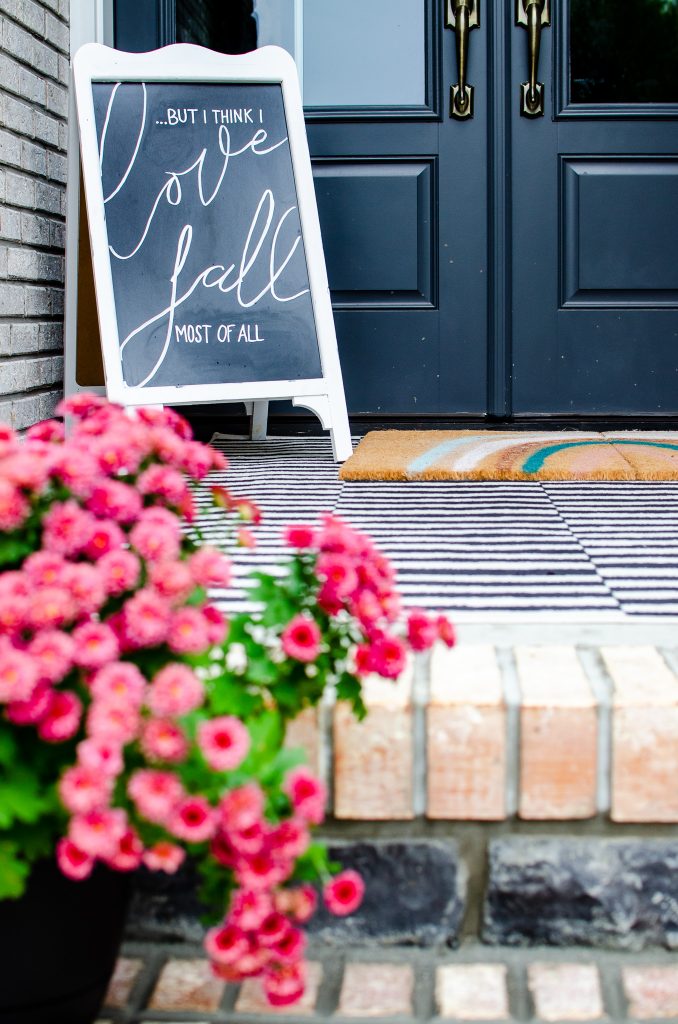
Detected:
left=8, top=248, right=63, bottom=282
left=148, top=958, right=224, bottom=1013
left=0, top=360, right=28, bottom=396
left=33, top=108, right=60, bottom=147
left=0, top=207, right=21, bottom=241
left=44, top=11, right=68, bottom=54
left=236, top=962, right=322, bottom=1015
left=334, top=665, right=413, bottom=820
left=19, top=64, right=45, bottom=106
left=622, top=965, right=678, bottom=1019
left=428, top=644, right=506, bottom=820
left=103, top=957, right=143, bottom=1009
left=0, top=0, right=45, bottom=36
left=21, top=138, right=47, bottom=176
left=45, top=79, right=67, bottom=117
left=517, top=646, right=597, bottom=820
left=603, top=646, right=678, bottom=822
left=1, top=91, right=33, bottom=137
left=49, top=217, right=64, bottom=248
left=436, top=964, right=509, bottom=1020
left=0, top=126, right=21, bottom=166
left=0, top=324, right=10, bottom=356
left=10, top=321, right=39, bottom=353
left=20, top=211, right=51, bottom=246
left=47, top=149, right=66, bottom=182
left=0, top=244, right=7, bottom=277
left=338, top=963, right=414, bottom=1017
left=34, top=180, right=62, bottom=216
left=0, top=281, right=24, bottom=314
left=527, top=963, right=604, bottom=1021
left=49, top=284, right=63, bottom=314
left=2, top=17, right=35, bottom=68
left=29, top=36, right=59, bottom=81
left=38, top=320, right=62, bottom=350
left=24, top=284, right=51, bottom=314
left=0, top=52, right=20, bottom=93
left=5, top=169, right=35, bottom=208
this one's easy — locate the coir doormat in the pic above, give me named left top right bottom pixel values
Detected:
left=338, top=430, right=678, bottom=481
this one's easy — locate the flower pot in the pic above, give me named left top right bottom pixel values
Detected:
left=0, top=858, right=132, bottom=1024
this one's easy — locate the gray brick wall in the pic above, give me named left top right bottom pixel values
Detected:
left=0, top=0, right=68, bottom=430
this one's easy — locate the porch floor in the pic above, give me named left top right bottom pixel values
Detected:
left=197, top=435, right=678, bottom=629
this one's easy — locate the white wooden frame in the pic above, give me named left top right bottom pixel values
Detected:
left=69, top=43, right=352, bottom=461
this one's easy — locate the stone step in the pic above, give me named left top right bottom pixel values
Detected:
left=101, top=943, right=678, bottom=1022
left=288, top=643, right=678, bottom=823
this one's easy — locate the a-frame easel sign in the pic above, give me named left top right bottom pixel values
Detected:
left=69, top=43, right=352, bottom=462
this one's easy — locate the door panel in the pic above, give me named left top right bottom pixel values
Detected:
left=113, top=0, right=678, bottom=419
left=511, top=0, right=678, bottom=415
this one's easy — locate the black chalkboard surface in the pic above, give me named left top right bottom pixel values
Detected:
left=92, top=80, right=322, bottom=389
left=71, top=44, right=352, bottom=460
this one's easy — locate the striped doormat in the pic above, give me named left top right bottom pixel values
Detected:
left=339, top=431, right=678, bottom=481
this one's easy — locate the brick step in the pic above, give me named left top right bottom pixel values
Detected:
left=101, top=943, right=678, bottom=1022
left=288, top=644, right=678, bottom=823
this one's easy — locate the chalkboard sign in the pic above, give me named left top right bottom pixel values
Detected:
left=69, top=44, right=351, bottom=461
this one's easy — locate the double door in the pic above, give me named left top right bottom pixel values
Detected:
left=115, top=0, right=678, bottom=418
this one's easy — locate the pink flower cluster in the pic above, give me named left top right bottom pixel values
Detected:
left=283, top=515, right=455, bottom=676
left=202, top=768, right=362, bottom=1004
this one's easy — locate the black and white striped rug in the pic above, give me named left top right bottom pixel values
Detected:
left=193, top=436, right=678, bottom=620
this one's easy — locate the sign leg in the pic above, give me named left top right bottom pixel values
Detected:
left=250, top=400, right=269, bottom=441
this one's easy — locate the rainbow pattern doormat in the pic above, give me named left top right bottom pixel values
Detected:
left=339, top=430, right=678, bottom=481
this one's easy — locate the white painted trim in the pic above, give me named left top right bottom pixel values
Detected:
left=70, top=43, right=351, bottom=461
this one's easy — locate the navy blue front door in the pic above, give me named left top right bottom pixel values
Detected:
left=114, top=0, right=678, bottom=419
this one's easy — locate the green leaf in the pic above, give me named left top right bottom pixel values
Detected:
left=336, top=674, right=367, bottom=721
left=209, top=677, right=262, bottom=718
left=0, top=841, right=30, bottom=899
left=0, top=534, right=33, bottom=568
left=0, top=727, right=17, bottom=767
left=0, top=769, right=53, bottom=828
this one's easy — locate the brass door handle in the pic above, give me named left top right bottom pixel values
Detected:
left=446, top=0, right=479, bottom=120
left=516, top=0, right=550, bottom=117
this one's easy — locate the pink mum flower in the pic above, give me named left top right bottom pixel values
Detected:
left=219, top=783, right=265, bottom=833
left=28, top=629, right=74, bottom=684
left=128, top=769, right=185, bottom=825
left=148, top=560, right=194, bottom=603
left=41, top=500, right=94, bottom=557
left=61, top=562, right=107, bottom=615
left=406, top=611, right=438, bottom=652
left=98, top=549, right=140, bottom=596
left=137, top=464, right=189, bottom=506
left=263, top=962, right=306, bottom=1007
left=49, top=447, right=101, bottom=497
left=0, top=478, right=30, bottom=531
left=77, top=738, right=124, bottom=777
left=274, top=884, right=317, bottom=924
left=90, top=661, right=146, bottom=707
left=86, top=479, right=142, bottom=524
left=167, top=606, right=210, bottom=654
left=437, top=615, right=456, bottom=648
left=83, top=519, right=126, bottom=561
left=257, top=912, right=289, bottom=948
left=1, top=451, right=49, bottom=491
left=141, top=718, right=189, bottom=763
left=205, top=923, right=250, bottom=965
left=6, top=682, right=52, bottom=725
left=58, top=764, right=112, bottom=814
left=280, top=615, right=321, bottom=663
left=25, top=586, right=75, bottom=632
left=189, top=547, right=232, bottom=588
left=0, top=644, right=39, bottom=703
left=317, top=554, right=359, bottom=600
left=121, top=589, right=172, bottom=648
left=23, top=551, right=65, bottom=586
left=106, top=827, right=144, bottom=871
left=26, top=418, right=64, bottom=443
left=370, top=635, right=407, bottom=679
left=142, top=840, right=186, bottom=874
left=129, top=511, right=181, bottom=563
left=56, top=838, right=94, bottom=881
left=38, top=690, right=82, bottom=742
left=229, top=889, right=273, bottom=931
left=283, top=524, right=316, bottom=549
left=68, top=807, right=128, bottom=860
left=282, top=767, right=326, bottom=825
left=147, top=663, right=204, bottom=717
left=202, top=604, right=228, bottom=644
left=323, top=870, right=365, bottom=916
left=87, top=696, right=141, bottom=744
left=72, top=622, right=120, bottom=671
left=236, top=850, right=289, bottom=891
left=198, top=716, right=250, bottom=772
left=268, top=819, right=310, bottom=860
left=273, top=925, right=306, bottom=964
left=168, top=795, right=217, bottom=843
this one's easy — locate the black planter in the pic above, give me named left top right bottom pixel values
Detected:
left=0, top=858, right=132, bottom=1024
